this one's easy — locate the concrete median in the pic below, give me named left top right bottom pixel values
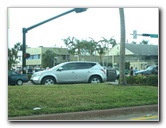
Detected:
left=9, top=104, right=158, bottom=121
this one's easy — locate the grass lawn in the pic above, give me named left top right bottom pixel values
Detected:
left=8, top=83, right=158, bottom=117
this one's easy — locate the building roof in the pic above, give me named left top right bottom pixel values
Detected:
left=125, top=44, right=158, bottom=56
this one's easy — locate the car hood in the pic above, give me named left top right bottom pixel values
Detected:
left=34, top=70, right=50, bottom=75
left=33, top=67, right=58, bottom=75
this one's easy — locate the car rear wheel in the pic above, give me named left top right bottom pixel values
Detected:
left=17, top=79, right=23, bottom=85
left=42, top=77, right=55, bottom=85
left=89, top=76, right=101, bottom=84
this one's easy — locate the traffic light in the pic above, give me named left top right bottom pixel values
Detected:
left=24, top=53, right=30, bottom=59
left=150, top=34, right=158, bottom=38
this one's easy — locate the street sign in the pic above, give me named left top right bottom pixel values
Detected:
left=133, top=30, right=137, bottom=39
left=150, top=34, right=158, bottom=38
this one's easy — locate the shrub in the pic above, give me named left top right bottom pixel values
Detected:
left=135, top=75, right=147, bottom=85
left=126, top=75, right=158, bottom=86
left=145, top=75, right=158, bottom=86
left=126, top=76, right=136, bottom=85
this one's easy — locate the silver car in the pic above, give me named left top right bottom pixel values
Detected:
left=30, top=61, right=107, bottom=85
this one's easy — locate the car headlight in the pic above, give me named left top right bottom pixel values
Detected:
left=32, top=73, right=41, bottom=78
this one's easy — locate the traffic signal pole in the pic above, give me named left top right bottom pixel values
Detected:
left=22, top=8, right=87, bottom=74
left=22, top=28, right=27, bottom=74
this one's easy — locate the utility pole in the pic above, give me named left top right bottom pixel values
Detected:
left=119, top=8, right=127, bottom=85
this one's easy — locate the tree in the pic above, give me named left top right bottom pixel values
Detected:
left=14, top=42, right=23, bottom=51
left=8, top=48, right=18, bottom=70
left=131, top=41, right=137, bottom=44
left=85, top=38, right=98, bottom=60
left=99, top=37, right=117, bottom=47
left=42, top=50, right=56, bottom=68
left=96, top=43, right=107, bottom=66
left=62, top=36, right=116, bottom=64
left=119, top=8, right=127, bottom=85
left=140, top=40, right=149, bottom=45
left=96, top=37, right=117, bottom=66
left=63, top=36, right=76, bottom=55
left=8, top=42, right=23, bottom=70
left=62, top=37, right=86, bottom=61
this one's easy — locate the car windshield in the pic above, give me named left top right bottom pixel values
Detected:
left=9, top=71, right=21, bottom=75
left=146, top=66, right=154, bottom=71
left=49, top=63, right=66, bottom=71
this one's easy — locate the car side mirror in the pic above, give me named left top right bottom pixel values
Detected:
left=57, top=67, right=63, bottom=71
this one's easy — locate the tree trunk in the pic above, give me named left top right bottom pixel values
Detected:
left=119, top=8, right=127, bottom=85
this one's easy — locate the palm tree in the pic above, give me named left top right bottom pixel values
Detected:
left=99, top=37, right=117, bottom=48
left=63, top=37, right=89, bottom=61
left=119, top=8, right=127, bottom=85
left=86, top=38, right=98, bottom=60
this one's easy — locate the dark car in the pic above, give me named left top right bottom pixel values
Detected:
left=8, top=70, right=29, bottom=85
left=135, top=65, right=158, bottom=75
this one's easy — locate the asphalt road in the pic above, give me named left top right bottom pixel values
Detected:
left=24, top=81, right=33, bottom=85
left=85, top=111, right=158, bottom=121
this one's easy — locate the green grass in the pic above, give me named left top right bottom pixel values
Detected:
left=8, top=83, right=158, bottom=117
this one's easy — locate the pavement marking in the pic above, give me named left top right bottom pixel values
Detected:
left=130, top=115, right=158, bottom=120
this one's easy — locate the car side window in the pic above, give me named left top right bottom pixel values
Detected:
left=75, top=63, right=96, bottom=69
left=62, top=63, right=76, bottom=70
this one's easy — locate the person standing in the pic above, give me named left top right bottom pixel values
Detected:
left=133, top=67, right=138, bottom=75
left=130, top=67, right=133, bottom=76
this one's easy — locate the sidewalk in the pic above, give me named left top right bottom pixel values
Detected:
left=107, top=80, right=119, bottom=85
left=9, top=104, right=158, bottom=121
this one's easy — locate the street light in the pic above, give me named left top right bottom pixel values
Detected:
left=22, top=8, right=87, bottom=74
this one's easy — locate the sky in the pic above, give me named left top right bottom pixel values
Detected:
left=8, top=8, right=159, bottom=48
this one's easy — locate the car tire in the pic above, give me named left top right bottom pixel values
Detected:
left=42, top=77, right=55, bottom=85
left=89, top=76, right=101, bottom=83
left=17, top=79, right=23, bottom=85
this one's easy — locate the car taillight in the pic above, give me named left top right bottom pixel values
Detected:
left=101, top=69, right=106, bottom=74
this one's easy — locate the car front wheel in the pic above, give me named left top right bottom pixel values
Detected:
left=42, top=77, right=55, bottom=85
left=89, top=76, right=101, bottom=84
left=17, top=79, right=23, bottom=85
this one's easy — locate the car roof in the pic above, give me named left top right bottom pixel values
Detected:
left=64, top=61, right=98, bottom=64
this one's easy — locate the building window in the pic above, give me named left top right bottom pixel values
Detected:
left=33, top=55, right=38, bottom=59
left=38, top=54, right=40, bottom=59
left=28, top=54, right=40, bottom=60
left=18, top=56, right=21, bottom=61
left=62, top=55, right=66, bottom=60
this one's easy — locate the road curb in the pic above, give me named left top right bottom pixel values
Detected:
left=9, top=104, right=158, bottom=121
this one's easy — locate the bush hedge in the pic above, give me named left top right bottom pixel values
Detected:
left=126, top=75, right=158, bottom=86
